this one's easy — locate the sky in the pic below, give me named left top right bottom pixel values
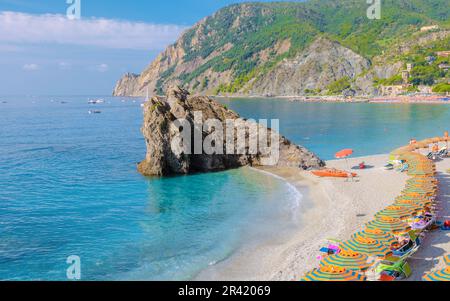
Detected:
left=0, top=0, right=288, bottom=95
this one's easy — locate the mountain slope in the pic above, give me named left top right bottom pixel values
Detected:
left=113, top=0, right=450, bottom=97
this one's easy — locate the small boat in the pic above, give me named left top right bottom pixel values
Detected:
left=88, top=99, right=105, bottom=104
left=88, top=110, right=101, bottom=114
left=312, top=169, right=357, bottom=178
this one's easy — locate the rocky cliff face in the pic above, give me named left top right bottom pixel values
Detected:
left=113, top=1, right=449, bottom=98
left=137, top=87, right=325, bottom=176
left=248, top=38, right=370, bottom=96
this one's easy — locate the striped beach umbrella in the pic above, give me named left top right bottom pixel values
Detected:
left=340, top=237, right=391, bottom=258
left=393, top=200, right=425, bottom=212
left=444, top=255, right=450, bottom=266
left=352, top=229, right=397, bottom=247
left=422, top=267, right=450, bottom=281
left=320, top=250, right=373, bottom=271
left=375, top=206, right=415, bottom=220
left=302, top=265, right=367, bottom=281
left=366, top=216, right=411, bottom=235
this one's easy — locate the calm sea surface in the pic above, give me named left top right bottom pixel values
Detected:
left=0, top=96, right=449, bottom=280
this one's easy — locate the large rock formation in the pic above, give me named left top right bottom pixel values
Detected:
left=137, top=87, right=324, bottom=176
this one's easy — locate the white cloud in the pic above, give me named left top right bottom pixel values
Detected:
left=0, top=11, right=187, bottom=50
left=23, top=63, right=39, bottom=71
left=95, top=63, right=109, bottom=73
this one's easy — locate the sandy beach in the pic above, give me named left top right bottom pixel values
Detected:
left=195, top=153, right=450, bottom=281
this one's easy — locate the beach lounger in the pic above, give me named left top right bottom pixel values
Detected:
left=397, top=163, right=409, bottom=172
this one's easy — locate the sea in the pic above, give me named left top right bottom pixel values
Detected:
left=0, top=95, right=449, bottom=280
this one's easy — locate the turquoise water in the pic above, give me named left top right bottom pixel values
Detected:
left=1, top=96, right=449, bottom=280
left=0, top=96, right=300, bottom=280
left=221, top=98, right=450, bottom=159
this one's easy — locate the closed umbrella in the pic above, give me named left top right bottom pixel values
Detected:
left=302, top=265, right=367, bottom=281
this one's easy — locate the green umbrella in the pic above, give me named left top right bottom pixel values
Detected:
left=352, top=229, right=397, bottom=247
left=422, top=267, right=450, bottom=281
left=340, top=237, right=391, bottom=258
left=444, top=255, right=450, bottom=266
left=320, top=250, right=373, bottom=271
left=375, top=206, right=414, bottom=220
left=366, top=216, right=411, bottom=235
left=302, top=265, right=367, bottom=281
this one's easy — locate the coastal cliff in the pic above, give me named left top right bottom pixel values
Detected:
left=137, top=87, right=324, bottom=176
left=113, top=1, right=449, bottom=98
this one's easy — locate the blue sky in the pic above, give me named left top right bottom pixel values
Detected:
left=0, top=0, right=287, bottom=95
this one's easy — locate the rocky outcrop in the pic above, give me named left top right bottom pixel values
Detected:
left=113, top=73, right=140, bottom=96
left=248, top=37, right=370, bottom=96
left=137, top=87, right=324, bottom=176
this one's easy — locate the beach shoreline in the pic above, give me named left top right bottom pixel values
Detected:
left=214, top=94, right=450, bottom=104
left=194, top=153, right=450, bottom=281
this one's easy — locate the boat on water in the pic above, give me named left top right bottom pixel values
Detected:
left=311, top=169, right=357, bottom=178
left=88, top=99, right=105, bottom=104
left=88, top=110, right=102, bottom=114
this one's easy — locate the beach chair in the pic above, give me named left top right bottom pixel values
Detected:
left=397, top=163, right=409, bottom=173
left=437, top=148, right=448, bottom=159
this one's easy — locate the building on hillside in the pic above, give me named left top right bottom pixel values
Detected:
left=425, top=56, right=436, bottom=64
left=420, top=25, right=439, bottom=32
left=438, top=63, right=450, bottom=71
left=406, top=63, right=413, bottom=72
left=436, top=51, right=450, bottom=58
left=418, top=85, right=433, bottom=94
left=380, top=85, right=407, bottom=96
left=402, top=70, right=410, bottom=84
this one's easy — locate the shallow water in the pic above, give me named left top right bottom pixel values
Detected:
left=0, top=96, right=449, bottom=280
left=0, top=96, right=300, bottom=280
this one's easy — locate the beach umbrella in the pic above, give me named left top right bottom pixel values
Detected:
left=352, top=229, right=397, bottom=247
left=340, top=237, right=391, bottom=258
left=393, top=200, right=425, bottom=212
left=335, top=149, right=354, bottom=180
left=335, top=149, right=353, bottom=159
left=366, top=216, right=411, bottom=235
left=444, top=131, right=449, bottom=148
left=375, top=206, right=415, bottom=220
left=302, top=265, right=367, bottom=281
left=422, top=267, right=450, bottom=281
left=444, top=255, right=450, bottom=266
left=320, top=250, right=373, bottom=271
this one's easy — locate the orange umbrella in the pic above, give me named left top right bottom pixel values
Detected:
left=335, top=149, right=354, bottom=180
left=335, top=149, right=354, bottom=159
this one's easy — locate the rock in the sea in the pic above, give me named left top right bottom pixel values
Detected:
left=137, top=87, right=324, bottom=176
